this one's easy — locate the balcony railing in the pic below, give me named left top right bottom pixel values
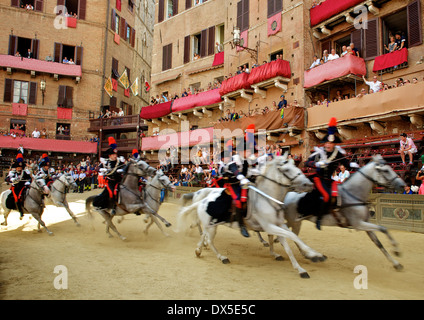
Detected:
left=310, top=0, right=364, bottom=27
left=89, top=114, right=142, bottom=132
left=100, top=138, right=138, bottom=151
left=307, top=81, right=424, bottom=130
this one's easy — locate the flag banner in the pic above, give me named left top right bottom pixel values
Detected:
left=119, top=69, right=130, bottom=89
left=130, top=77, right=139, bottom=96
left=145, top=81, right=151, bottom=92
left=104, top=77, right=113, bottom=98
left=268, top=12, right=282, bottom=36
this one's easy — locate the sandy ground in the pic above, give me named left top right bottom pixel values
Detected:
left=0, top=189, right=423, bottom=300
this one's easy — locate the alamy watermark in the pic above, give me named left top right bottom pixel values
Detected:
left=53, top=265, right=68, bottom=290
left=353, top=265, right=368, bottom=290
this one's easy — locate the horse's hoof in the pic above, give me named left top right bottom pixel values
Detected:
left=195, top=249, right=201, bottom=257
left=48, top=232, right=54, bottom=236
left=165, top=223, right=172, bottom=228
left=120, top=237, right=127, bottom=241
left=275, top=256, right=284, bottom=261
left=394, top=264, right=404, bottom=271
left=300, top=272, right=310, bottom=279
left=393, top=250, right=402, bottom=257
left=222, top=258, right=230, bottom=264
left=319, top=255, right=327, bottom=262
left=75, top=222, right=81, bottom=227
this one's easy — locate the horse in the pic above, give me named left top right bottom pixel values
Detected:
left=1, top=173, right=79, bottom=227
left=284, top=155, right=406, bottom=270
left=85, top=160, right=174, bottom=240
left=177, top=155, right=328, bottom=279
left=0, top=177, right=53, bottom=235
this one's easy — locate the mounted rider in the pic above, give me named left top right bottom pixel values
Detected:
left=95, top=137, right=126, bottom=215
left=304, top=117, right=359, bottom=230
left=5, top=153, right=32, bottom=218
left=35, top=153, right=53, bottom=195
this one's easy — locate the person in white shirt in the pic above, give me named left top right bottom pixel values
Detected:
left=309, top=55, right=321, bottom=69
left=331, top=171, right=340, bottom=182
left=399, top=133, right=418, bottom=165
left=322, top=50, right=329, bottom=63
left=327, top=49, right=340, bottom=61
left=78, top=169, right=87, bottom=193
left=341, top=45, right=348, bottom=57
left=194, top=164, right=204, bottom=183
left=338, top=164, right=350, bottom=183
left=32, top=128, right=40, bottom=138
left=362, top=75, right=382, bottom=93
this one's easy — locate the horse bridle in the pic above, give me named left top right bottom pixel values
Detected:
left=357, top=165, right=400, bottom=187
left=260, top=165, right=302, bottom=189
left=144, top=174, right=174, bottom=205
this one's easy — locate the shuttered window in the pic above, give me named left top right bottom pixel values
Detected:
left=350, top=28, right=363, bottom=57
left=158, top=0, right=165, bottom=22
left=162, top=43, right=172, bottom=71
left=185, top=0, right=192, bottom=10
left=407, top=0, right=422, bottom=47
left=200, top=29, right=208, bottom=57
left=58, top=86, right=74, bottom=108
left=3, top=79, right=13, bottom=103
left=268, top=0, right=282, bottom=18
left=364, top=18, right=379, bottom=60
left=8, top=35, right=17, bottom=56
left=237, top=0, right=249, bottom=32
left=28, top=82, right=37, bottom=105
left=208, top=26, right=215, bottom=56
left=79, top=0, right=86, bottom=20
left=184, top=35, right=191, bottom=64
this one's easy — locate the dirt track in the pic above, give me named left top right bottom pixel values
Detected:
left=0, top=190, right=423, bottom=300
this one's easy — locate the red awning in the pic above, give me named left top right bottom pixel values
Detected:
left=304, top=54, right=366, bottom=88
left=310, top=0, right=364, bottom=27
left=141, top=127, right=214, bottom=151
left=248, top=59, right=291, bottom=86
left=219, top=72, right=251, bottom=96
left=140, top=100, right=172, bottom=120
left=373, top=48, right=408, bottom=72
left=212, top=52, right=224, bottom=66
left=0, top=55, right=82, bottom=77
left=171, top=89, right=222, bottom=113
left=0, top=136, right=97, bottom=154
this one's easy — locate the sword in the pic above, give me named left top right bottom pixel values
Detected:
left=248, top=185, right=284, bottom=206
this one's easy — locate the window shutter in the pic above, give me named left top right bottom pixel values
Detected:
left=57, top=85, right=66, bottom=106
left=173, top=0, right=179, bottom=15
left=8, top=35, right=17, bottom=56
left=120, top=18, right=126, bottom=39
left=11, top=0, right=19, bottom=7
left=242, top=0, right=249, bottom=31
left=208, top=26, right=215, bottom=56
left=54, top=42, right=63, bottom=63
left=29, top=82, right=37, bottom=105
left=111, top=9, right=116, bottom=31
left=75, top=46, right=83, bottom=66
left=131, top=28, right=136, bottom=47
left=267, top=0, right=274, bottom=18
left=79, top=0, right=87, bottom=20
left=237, top=1, right=243, bottom=30
left=364, top=18, right=379, bottom=60
left=34, top=0, right=44, bottom=12
left=167, top=44, right=172, bottom=70
left=65, top=86, right=73, bottom=108
left=158, top=0, right=165, bottom=23
left=407, top=0, right=422, bottom=48
left=110, top=96, right=117, bottom=111
left=184, top=35, right=190, bottom=64
left=200, top=29, right=208, bottom=57
left=4, top=79, right=13, bottom=103
left=163, top=45, right=168, bottom=71
left=185, top=0, right=192, bottom=10
left=274, top=0, right=282, bottom=13
left=56, top=0, right=65, bottom=14
left=350, top=28, right=363, bottom=57
left=31, top=39, right=40, bottom=59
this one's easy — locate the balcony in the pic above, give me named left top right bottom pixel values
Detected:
left=304, top=54, right=366, bottom=90
left=372, top=48, right=408, bottom=75
left=0, top=55, right=82, bottom=79
left=307, top=80, right=424, bottom=131
left=100, top=138, right=139, bottom=152
left=88, top=114, right=146, bottom=132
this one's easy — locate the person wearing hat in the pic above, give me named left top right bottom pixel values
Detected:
left=5, top=154, right=32, bottom=218
left=94, top=137, right=126, bottom=215
left=305, top=118, right=359, bottom=230
left=35, top=153, right=52, bottom=195
left=415, top=155, right=424, bottom=195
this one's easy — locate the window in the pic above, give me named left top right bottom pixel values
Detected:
left=237, top=0, right=249, bottom=32
left=56, top=122, right=70, bottom=138
left=268, top=0, right=282, bottom=18
left=8, top=36, right=40, bottom=59
left=162, top=43, right=172, bottom=71
left=111, top=58, right=119, bottom=79
left=54, top=42, right=83, bottom=65
left=11, top=0, right=43, bottom=12
left=270, top=49, right=283, bottom=61
left=57, top=85, right=74, bottom=108
left=13, top=81, right=29, bottom=104
left=10, top=119, right=26, bottom=133
left=193, top=33, right=201, bottom=58
left=56, top=0, right=86, bottom=20
left=128, top=0, right=134, bottom=12
left=4, top=79, right=37, bottom=104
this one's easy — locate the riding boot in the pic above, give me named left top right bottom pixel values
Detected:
left=17, top=203, right=24, bottom=220
left=316, top=200, right=330, bottom=230
left=236, top=207, right=250, bottom=238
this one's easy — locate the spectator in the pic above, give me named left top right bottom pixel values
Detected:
left=416, top=156, right=424, bottom=194
left=45, top=53, right=54, bottom=62
left=395, top=31, right=406, bottom=50
left=322, top=50, right=329, bottom=63
left=62, top=57, right=69, bottom=64
left=341, top=45, right=348, bottom=57
left=362, top=75, right=382, bottom=93
left=57, top=125, right=65, bottom=135
left=327, top=48, right=339, bottom=61
left=15, top=51, right=21, bottom=57
left=331, top=170, right=340, bottom=182
left=384, top=35, right=398, bottom=53
left=338, top=164, right=350, bottom=182
left=195, top=164, right=204, bottom=182
left=78, top=169, right=86, bottom=193
left=40, top=128, right=48, bottom=139
left=350, top=43, right=360, bottom=57
left=216, top=42, right=223, bottom=53
left=399, top=133, right=417, bottom=166
left=26, top=49, right=33, bottom=59
left=32, top=128, right=40, bottom=138
left=403, top=184, right=414, bottom=194
left=278, top=95, right=287, bottom=110
left=309, top=55, right=320, bottom=69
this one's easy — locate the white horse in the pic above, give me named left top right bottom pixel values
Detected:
left=0, top=178, right=53, bottom=235
left=284, top=155, right=406, bottom=270
left=178, top=156, right=328, bottom=278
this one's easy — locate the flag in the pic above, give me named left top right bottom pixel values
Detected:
left=104, top=76, right=113, bottom=98
left=145, top=81, right=151, bottom=92
left=118, top=68, right=130, bottom=89
left=267, top=12, right=282, bottom=37
left=130, top=77, right=139, bottom=96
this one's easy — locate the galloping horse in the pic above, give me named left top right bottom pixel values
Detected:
left=178, top=156, right=327, bottom=278
left=284, top=155, right=406, bottom=270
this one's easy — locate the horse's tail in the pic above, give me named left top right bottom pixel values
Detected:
left=180, top=192, right=195, bottom=207
left=175, top=199, right=200, bottom=233
left=85, top=195, right=96, bottom=220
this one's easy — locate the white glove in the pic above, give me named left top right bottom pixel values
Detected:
left=350, top=162, right=360, bottom=168
left=411, top=185, right=419, bottom=193
left=117, top=169, right=124, bottom=173
left=119, top=156, right=126, bottom=163
left=10, top=178, right=16, bottom=183
left=315, top=161, right=327, bottom=168
left=240, top=178, right=250, bottom=186
left=99, top=168, right=107, bottom=173
left=100, top=158, right=107, bottom=165
left=25, top=182, right=30, bottom=186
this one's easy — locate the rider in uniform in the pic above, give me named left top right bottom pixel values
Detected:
left=95, top=137, right=126, bottom=215
left=35, top=153, right=53, bottom=195
left=5, top=153, right=32, bottom=218
left=304, top=118, right=358, bottom=230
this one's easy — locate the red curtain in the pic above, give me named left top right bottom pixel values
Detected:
left=140, top=100, right=172, bottom=120
left=172, top=89, right=222, bottom=113
left=57, top=107, right=73, bottom=119
left=373, top=48, right=408, bottom=72
left=303, top=54, right=366, bottom=88
left=219, top=72, right=251, bottom=96
left=212, top=52, right=224, bottom=66
left=248, top=59, right=291, bottom=86
left=310, top=0, right=364, bottom=27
